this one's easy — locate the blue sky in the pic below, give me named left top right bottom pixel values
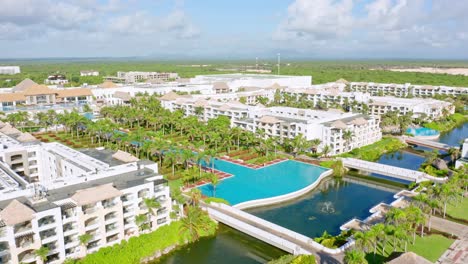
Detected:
left=0, top=0, right=467, bottom=59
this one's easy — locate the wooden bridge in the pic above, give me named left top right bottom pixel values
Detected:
left=342, top=158, right=447, bottom=183
left=403, top=137, right=454, bottom=151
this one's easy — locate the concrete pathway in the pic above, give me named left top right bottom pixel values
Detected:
left=433, top=216, right=468, bottom=264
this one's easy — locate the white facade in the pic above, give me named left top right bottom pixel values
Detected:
left=160, top=95, right=382, bottom=155
left=349, top=82, right=468, bottom=97
left=80, top=71, right=99, bottom=77
left=106, top=72, right=179, bottom=83
left=0, top=66, right=20, bottom=75
left=0, top=126, right=173, bottom=264
left=455, top=138, right=468, bottom=169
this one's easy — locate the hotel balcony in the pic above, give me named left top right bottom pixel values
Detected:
left=105, top=224, right=119, bottom=234
left=39, top=229, right=57, bottom=241
left=82, top=204, right=100, bottom=215
left=85, top=217, right=100, bottom=230
left=0, top=242, right=9, bottom=257
left=137, top=189, right=149, bottom=199
left=14, top=222, right=32, bottom=234
left=15, top=234, right=35, bottom=249
left=62, top=208, right=77, bottom=220
left=38, top=216, right=56, bottom=229
left=102, top=199, right=118, bottom=209
left=104, top=212, right=118, bottom=223
left=121, top=194, right=134, bottom=204
left=18, top=250, right=36, bottom=264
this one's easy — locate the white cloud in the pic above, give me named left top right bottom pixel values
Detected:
left=277, top=0, right=354, bottom=40
left=273, top=0, right=468, bottom=57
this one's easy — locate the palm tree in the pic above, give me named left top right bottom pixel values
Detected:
left=210, top=174, right=219, bottom=197
left=179, top=206, right=205, bottom=242
left=342, top=130, right=354, bottom=152
left=321, top=145, right=331, bottom=157
left=344, top=249, right=368, bottom=264
left=144, top=198, right=161, bottom=217
left=189, top=188, right=202, bottom=206
left=354, top=231, right=373, bottom=253
left=35, top=246, right=50, bottom=263
left=135, top=214, right=149, bottom=231
left=448, top=148, right=460, bottom=163
left=310, top=138, right=321, bottom=153
left=78, top=233, right=92, bottom=247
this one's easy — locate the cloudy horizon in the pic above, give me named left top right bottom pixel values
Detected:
left=1, top=0, right=467, bottom=59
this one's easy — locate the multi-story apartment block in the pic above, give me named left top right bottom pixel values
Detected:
left=0, top=124, right=172, bottom=264
left=44, top=75, right=68, bottom=85
left=80, top=71, right=99, bottom=77
left=105, top=72, right=179, bottom=84
left=0, top=66, right=20, bottom=75
left=348, top=82, right=468, bottom=97
left=366, top=97, right=454, bottom=119
left=159, top=94, right=382, bottom=155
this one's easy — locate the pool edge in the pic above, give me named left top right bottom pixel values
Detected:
left=233, top=169, right=334, bottom=210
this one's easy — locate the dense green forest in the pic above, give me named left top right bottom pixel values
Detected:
left=1, top=59, right=468, bottom=87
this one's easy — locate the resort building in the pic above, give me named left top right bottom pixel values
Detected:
left=0, top=123, right=172, bottom=264
left=366, top=96, right=454, bottom=119
left=455, top=138, right=468, bottom=169
left=159, top=94, right=382, bottom=155
left=80, top=71, right=99, bottom=77
left=44, top=75, right=68, bottom=85
left=0, top=84, right=93, bottom=112
left=348, top=82, right=468, bottom=97
left=0, top=66, right=20, bottom=75
left=105, top=72, right=179, bottom=83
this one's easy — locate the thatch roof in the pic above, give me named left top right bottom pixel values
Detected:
left=0, top=200, right=35, bottom=225
left=112, top=150, right=139, bottom=163
left=351, top=117, right=368, bottom=126
left=0, top=124, right=21, bottom=135
left=17, top=133, right=37, bottom=142
left=114, top=91, right=132, bottom=101
left=23, top=84, right=57, bottom=95
left=159, top=91, right=180, bottom=101
left=99, top=81, right=118, bottom=88
left=213, top=82, right=229, bottom=90
left=12, top=78, right=38, bottom=92
left=56, top=88, right=92, bottom=98
left=331, top=120, right=348, bottom=130
left=0, top=92, right=26, bottom=103
left=258, top=115, right=282, bottom=124
left=71, top=183, right=123, bottom=206
left=387, top=252, right=432, bottom=264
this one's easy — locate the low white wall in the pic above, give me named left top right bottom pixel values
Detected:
left=234, top=169, right=333, bottom=210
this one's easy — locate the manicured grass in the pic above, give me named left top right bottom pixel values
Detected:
left=423, top=113, right=468, bottom=132
left=340, top=137, right=407, bottom=161
left=446, top=198, right=468, bottom=220
left=365, top=234, right=454, bottom=264
left=406, top=235, right=454, bottom=262
left=76, top=217, right=217, bottom=264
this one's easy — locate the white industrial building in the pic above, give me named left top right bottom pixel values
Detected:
left=80, top=71, right=99, bottom=77
left=105, top=72, right=179, bottom=83
left=0, top=66, right=20, bottom=75
left=0, top=123, right=172, bottom=264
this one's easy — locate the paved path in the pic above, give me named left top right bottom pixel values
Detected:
left=433, top=216, right=468, bottom=264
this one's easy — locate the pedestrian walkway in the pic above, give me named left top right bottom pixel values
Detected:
left=404, top=137, right=453, bottom=151
left=435, top=216, right=468, bottom=264
left=342, top=158, right=447, bottom=183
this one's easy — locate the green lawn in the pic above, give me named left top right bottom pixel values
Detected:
left=339, top=137, right=406, bottom=161
left=423, top=113, right=468, bottom=132
left=446, top=198, right=468, bottom=220
left=366, top=234, right=454, bottom=263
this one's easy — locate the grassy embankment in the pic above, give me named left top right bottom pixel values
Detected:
left=445, top=197, right=468, bottom=220
left=366, top=234, right=454, bottom=263
left=423, top=113, right=468, bottom=132
left=72, top=218, right=217, bottom=264
left=320, top=137, right=407, bottom=168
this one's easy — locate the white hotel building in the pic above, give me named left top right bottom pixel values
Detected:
left=0, top=123, right=172, bottom=264
left=159, top=94, right=382, bottom=155
left=348, top=82, right=468, bottom=97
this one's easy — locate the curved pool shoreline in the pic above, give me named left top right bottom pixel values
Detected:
left=234, top=169, right=334, bottom=210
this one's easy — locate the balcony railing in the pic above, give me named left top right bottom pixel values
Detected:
left=102, top=201, right=117, bottom=209
left=14, top=223, right=32, bottom=234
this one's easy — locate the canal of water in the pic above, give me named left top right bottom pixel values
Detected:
left=157, top=122, right=467, bottom=264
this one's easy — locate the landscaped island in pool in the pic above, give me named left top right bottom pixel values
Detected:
left=198, top=159, right=329, bottom=205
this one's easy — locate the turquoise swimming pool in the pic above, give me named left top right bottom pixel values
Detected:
left=406, top=127, right=440, bottom=137
left=198, top=159, right=329, bottom=205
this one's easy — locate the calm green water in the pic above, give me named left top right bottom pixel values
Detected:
left=155, top=224, right=286, bottom=264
